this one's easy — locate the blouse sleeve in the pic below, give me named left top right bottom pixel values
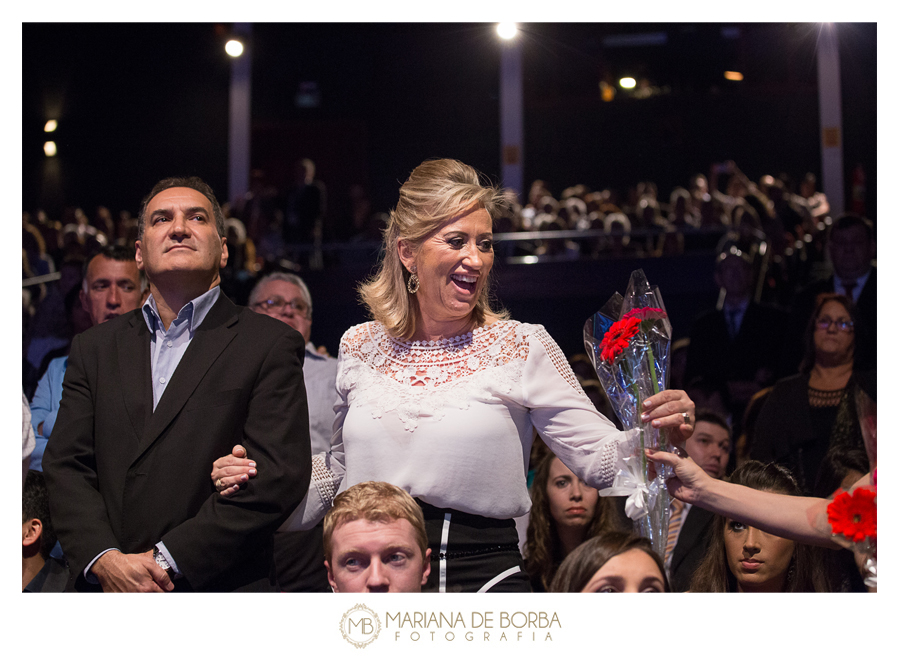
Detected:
left=521, top=326, right=634, bottom=490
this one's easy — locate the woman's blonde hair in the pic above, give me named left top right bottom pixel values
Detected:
left=359, top=158, right=511, bottom=339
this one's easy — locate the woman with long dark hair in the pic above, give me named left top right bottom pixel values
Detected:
left=689, top=461, right=831, bottom=592
left=524, top=452, right=623, bottom=591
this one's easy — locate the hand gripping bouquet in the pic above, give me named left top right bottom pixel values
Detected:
left=583, top=269, right=673, bottom=557
left=826, top=471, right=877, bottom=587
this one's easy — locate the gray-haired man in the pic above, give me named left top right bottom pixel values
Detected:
left=248, top=272, right=337, bottom=591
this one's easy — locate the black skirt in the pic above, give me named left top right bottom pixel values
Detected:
left=417, top=499, right=532, bottom=593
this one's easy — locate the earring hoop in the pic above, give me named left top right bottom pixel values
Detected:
left=407, top=273, right=420, bottom=294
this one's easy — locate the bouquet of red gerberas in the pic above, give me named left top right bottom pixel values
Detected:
left=827, top=473, right=877, bottom=588
left=583, top=269, right=673, bottom=557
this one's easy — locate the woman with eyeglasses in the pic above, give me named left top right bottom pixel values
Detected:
left=748, top=294, right=867, bottom=493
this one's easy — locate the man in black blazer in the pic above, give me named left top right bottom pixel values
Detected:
left=684, top=251, right=786, bottom=431
left=44, top=177, right=311, bottom=592
left=667, top=411, right=732, bottom=592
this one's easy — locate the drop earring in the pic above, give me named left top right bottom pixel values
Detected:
left=407, top=268, right=419, bottom=294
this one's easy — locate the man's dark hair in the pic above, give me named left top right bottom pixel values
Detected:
left=829, top=213, right=874, bottom=242
left=22, top=470, right=57, bottom=560
left=137, top=176, right=226, bottom=240
left=82, top=243, right=146, bottom=293
left=82, top=244, right=139, bottom=280
left=694, top=409, right=731, bottom=436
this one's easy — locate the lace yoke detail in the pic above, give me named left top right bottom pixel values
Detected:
left=339, top=321, right=536, bottom=431
left=338, top=321, right=589, bottom=431
left=343, top=320, right=531, bottom=388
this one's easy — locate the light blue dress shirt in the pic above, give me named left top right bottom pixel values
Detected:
left=29, top=355, right=68, bottom=471
left=142, top=287, right=221, bottom=411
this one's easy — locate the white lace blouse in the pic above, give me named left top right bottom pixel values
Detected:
left=282, top=320, right=632, bottom=530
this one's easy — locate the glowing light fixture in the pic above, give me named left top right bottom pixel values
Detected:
left=225, top=39, right=244, bottom=57
left=43, top=141, right=57, bottom=157
left=619, top=77, right=636, bottom=89
left=724, top=71, right=744, bottom=81
left=497, top=23, right=518, bottom=40
left=44, top=120, right=58, bottom=133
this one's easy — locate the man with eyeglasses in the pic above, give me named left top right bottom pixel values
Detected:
left=247, top=272, right=337, bottom=591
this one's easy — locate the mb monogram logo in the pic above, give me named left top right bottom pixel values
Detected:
left=339, top=604, right=382, bottom=648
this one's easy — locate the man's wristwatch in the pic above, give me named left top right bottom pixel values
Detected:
left=153, top=546, right=176, bottom=580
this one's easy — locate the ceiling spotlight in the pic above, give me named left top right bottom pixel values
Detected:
left=225, top=39, right=244, bottom=57
left=724, top=71, right=744, bottom=81
left=44, top=141, right=57, bottom=157
left=619, top=77, right=636, bottom=89
left=44, top=120, right=58, bottom=133
left=497, top=23, right=518, bottom=40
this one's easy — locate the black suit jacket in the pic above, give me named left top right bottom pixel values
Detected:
left=684, top=301, right=786, bottom=387
left=44, top=292, right=311, bottom=592
left=669, top=505, right=717, bottom=593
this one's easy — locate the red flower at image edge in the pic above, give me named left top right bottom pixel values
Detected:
left=599, top=316, right=641, bottom=363
left=623, top=307, right=668, bottom=322
left=827, top=488, right=877, bottom=543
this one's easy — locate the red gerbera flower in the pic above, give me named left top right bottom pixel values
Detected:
left=827, top=488, right=877, bottom=543
left=623, top=307, right=668, bottom=322
left=599, top=316, right=641, bottom=363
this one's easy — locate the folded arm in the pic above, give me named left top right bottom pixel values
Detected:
left=161, top=329, right=312, bottom=588
left=210, top=396, right=347, bottom=532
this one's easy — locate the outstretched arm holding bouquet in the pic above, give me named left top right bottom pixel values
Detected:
left=645, top=448, right=873, bottom=548
left=648, top=367, right=875, bottom=552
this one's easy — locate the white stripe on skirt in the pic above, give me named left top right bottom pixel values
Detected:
left=439, top=512, right=452, bottom=593
left=478, top=565, right=522, bottom=593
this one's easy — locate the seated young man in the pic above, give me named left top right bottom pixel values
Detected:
left=324, top=481, right=430, bottom=593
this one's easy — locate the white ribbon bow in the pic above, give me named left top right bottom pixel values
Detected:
left=598, top=453, right=659, bottom=521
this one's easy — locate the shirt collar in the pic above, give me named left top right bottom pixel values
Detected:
left=840, top=267, right=872, bottom=289
left=142, top=286, right=221, bottom=333
left=722, top=298, right=750, bottom=314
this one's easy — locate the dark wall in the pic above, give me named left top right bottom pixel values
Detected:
left=301, top=252, right=718, bottom=359
left=23, top=23, right=231, bottom=217
left=23, top=23, right=876, bottom=223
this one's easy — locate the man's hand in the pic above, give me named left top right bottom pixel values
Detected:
left=92, top=549, right=174, bottom=592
